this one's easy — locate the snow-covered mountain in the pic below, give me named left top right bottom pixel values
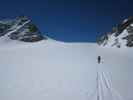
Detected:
left=0, top=16, right=133, bottom=100
left=0, top=16, right=46, bottom=42
left=97, top=17, right=133, bottom=48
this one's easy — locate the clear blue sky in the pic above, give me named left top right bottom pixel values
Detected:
left=0, top=0, right=132, bottom=42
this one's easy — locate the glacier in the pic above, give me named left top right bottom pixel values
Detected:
left=0, top=38, right=132, bottom=100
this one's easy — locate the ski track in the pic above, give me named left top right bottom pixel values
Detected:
left=0, top=40, right=132, bottom=100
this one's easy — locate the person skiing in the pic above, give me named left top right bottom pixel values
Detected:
left=98, top=56, right=101, bottom=64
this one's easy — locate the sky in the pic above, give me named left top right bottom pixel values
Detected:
left=0, top=0, right=132, bottom=42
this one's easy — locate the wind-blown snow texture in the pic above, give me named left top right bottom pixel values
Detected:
left=0, top=38, right=132, bottom=100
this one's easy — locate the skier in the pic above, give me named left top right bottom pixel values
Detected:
left=98, top=56, right=101, bottom=64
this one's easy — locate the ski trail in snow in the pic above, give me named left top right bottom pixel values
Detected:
left=91, top=62, right=125, bottom=100
left=0, top=40, right=130, bottom=100
left=98, top=71, right=105, bottom=100
left=102, top=69, right=124, bottom=100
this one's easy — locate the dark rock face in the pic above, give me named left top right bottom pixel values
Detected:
left=123, top=34, right=133, bottom=47
left=0, top=16, right=46, bottom=42
left=116, top=17, right=133, bottom=36
left=97, top=33, right=108, bottom=46
left=0, top=23, right=11, bottom=36
left=97, top=17, right=133, bottom=47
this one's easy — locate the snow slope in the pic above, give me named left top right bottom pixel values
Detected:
left=98, top=17, right=133, bottom=48
left=0, top=39, right=132, bottom=100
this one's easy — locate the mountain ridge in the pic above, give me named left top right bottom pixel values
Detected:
left=97, top=16, right=133, bottom=48
left=0, top=16, right=46, bottom=42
